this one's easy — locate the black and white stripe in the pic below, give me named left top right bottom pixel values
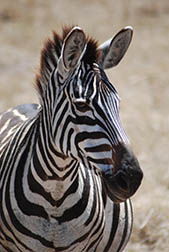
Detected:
left=0, top=26, right=143, bottom=251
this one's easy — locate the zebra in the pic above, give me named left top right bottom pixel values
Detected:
left=0, top=26, right=143, bottom=252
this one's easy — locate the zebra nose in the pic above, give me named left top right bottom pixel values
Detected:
left=102, top=144, right=143, bottom=202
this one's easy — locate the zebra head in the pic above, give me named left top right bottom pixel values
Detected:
left=38, top=26, right=143, bottom=203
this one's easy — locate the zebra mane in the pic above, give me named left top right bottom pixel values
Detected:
left=35, top=26, right=100, bottom=96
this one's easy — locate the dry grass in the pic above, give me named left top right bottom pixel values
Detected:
left=0, top=0, right=169, bottom=251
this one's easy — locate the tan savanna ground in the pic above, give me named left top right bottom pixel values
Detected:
left=0, top=0, right=169, bottom=251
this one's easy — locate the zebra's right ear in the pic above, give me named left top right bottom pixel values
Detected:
left=60, top=27, right=87, bottom=71
left=99, top=26, right=133, bottom=69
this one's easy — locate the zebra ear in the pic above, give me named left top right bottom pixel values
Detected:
left=61, top=27, right=86, bottom=71
left=99, top=26, right=133, bottom=69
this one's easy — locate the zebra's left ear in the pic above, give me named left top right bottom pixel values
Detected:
left=99, top=26, right=133, bottom=69
left=60, top=27, right=87, bottom=71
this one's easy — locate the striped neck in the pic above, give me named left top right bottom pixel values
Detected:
left=27, top=104, right=83, bottom=204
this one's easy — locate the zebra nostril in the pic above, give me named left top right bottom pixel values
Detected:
left=115, top=143, right=143, bottom=191
left=114, top=167, right=143, bottom=193
left=101, top=148, right=143, bottom=202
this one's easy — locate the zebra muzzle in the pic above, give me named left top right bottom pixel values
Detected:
left=102, top=144, right=143, bottom=203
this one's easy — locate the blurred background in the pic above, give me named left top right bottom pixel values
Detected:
left=0, top=0, right=169, bottom=251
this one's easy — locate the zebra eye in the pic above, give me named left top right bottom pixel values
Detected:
left=74, top=99, right=90, bottom=112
